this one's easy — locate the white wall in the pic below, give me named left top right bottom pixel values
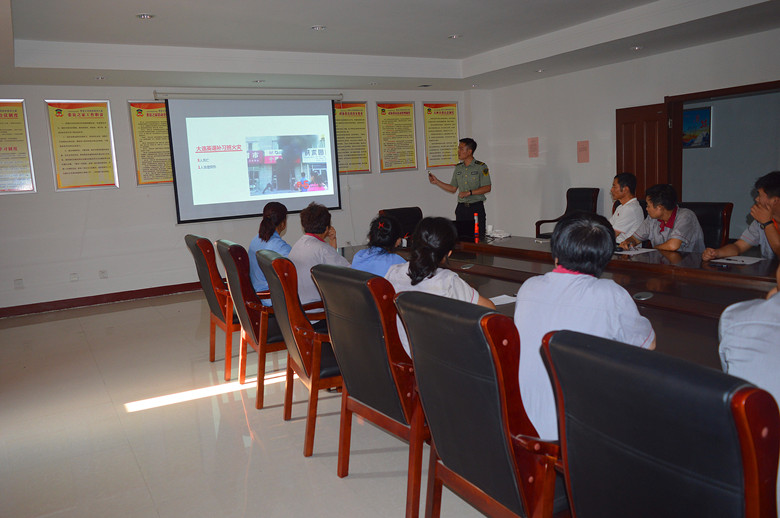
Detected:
left=474, top=28, right=780, bottom=239
left=0, top=86, right=465, bottom=308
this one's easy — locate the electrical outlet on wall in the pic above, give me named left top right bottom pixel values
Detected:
left=13, top=278, right=23, bottom=290
left=99, top=270, right=108, bottom=279
left=69, top=273, right=79, bottom=282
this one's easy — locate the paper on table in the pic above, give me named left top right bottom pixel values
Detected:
left=710, top=256, right=764, bottom=265
left=614, top=248, right=657, bottom=256
left=491, top=294, right=517, bottom=306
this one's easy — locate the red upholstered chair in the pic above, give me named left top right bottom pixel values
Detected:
left=395, top=291, right=569, bottom=518
left=215, top=240, right=286, bottom=409
left=535, top=188, right=599, bottom=238
left=311, top=265, right=429, bottom=518
left=256, top=250, right=342, bottom=457
left=184, top=234, right=240, bottom=381
left=542, top=330, right=779, bottom=518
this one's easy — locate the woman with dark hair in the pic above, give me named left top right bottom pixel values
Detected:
left=351, top=214, right=405, bottom=277
left=385, top=217, right=494, bottom=354
left=248, top=202, right=291, bottom=296
left=288, top=202, right=350, bottom=304
left=513, top=211, right=655, bottom=441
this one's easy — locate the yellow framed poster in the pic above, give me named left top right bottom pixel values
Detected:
left=129, top=101, right=173, bottom=185
left=0, top=100, right=35, bottom=194
left=334, top=102, right=370, bottom=174
left=377, top=102, right=417, bottom=172
left=423, top=103, right=459, bottom=168
left=46, top=100, right=119, bottom=190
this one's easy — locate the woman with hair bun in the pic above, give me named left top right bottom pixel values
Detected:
left=351, top=214, right=406, bottom=277
left=385, top=216, right=495, bottom=353
left=248, top=202, right=291, bottom=298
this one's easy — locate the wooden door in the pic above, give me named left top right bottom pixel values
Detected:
left=616, top=103, right=669, bottom=198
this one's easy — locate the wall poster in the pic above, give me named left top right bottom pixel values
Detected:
left=377, top=102, right=417, bottom=172
left=0, top=100, right=35, bottom=194
left=128, top=101, right=173, bottom=185
left=46, top=100, right=119, bottom=190
left=423, top=103, right=459, bottom=168
left=334, top=102, right=370, bottom=174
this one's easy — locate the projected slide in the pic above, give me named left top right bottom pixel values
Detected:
left=167, top=99, right=341, bottom=223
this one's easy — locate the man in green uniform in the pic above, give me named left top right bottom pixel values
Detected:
left=429, top=137, right=492, bottom=239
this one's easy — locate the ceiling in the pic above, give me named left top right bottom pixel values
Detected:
left=3, top=0, right=780, bottom=91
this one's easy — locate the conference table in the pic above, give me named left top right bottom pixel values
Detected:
left=342, top=236, right=777, bottom=369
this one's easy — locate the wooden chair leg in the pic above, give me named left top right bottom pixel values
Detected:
left=406, top=403, right=425, bottom=518
left=337, top=389, right=352, bottom=477
left=223, top=299, right=234, bottom=381
left=208, top=315, right=217, bottom=362
left=303, top=376, right=321, bottom=457
left=239, top=330, right=253, bottom=385
left=283, top=358, right=294, bottom=421
left=425, top=445, right=443, bottom=518
left=255, top=341, right=268, bottom=409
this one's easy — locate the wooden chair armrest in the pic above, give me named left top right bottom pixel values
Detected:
left=302, top=300, right=324, bottom=311
left=256, top=290, right=272, bottom=300
left=215, top=286, right=231, bottom=297
left=246, top=300, right=273, bottom=313
left=513, top=434, right=559, bottom=458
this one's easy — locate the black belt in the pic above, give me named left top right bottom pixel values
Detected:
left=459, top=200, right=484, bottom=208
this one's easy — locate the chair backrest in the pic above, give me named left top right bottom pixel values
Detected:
left=379, top=206, right=423, bottom=238
left=185, top=234, right=229, bottom=323
left=564, top=188, right=599, bottom=214
left=678, top=201, right=734, bottom=248
left=542, top=330, right=780, bottom=518
left=255, top=249, right=313, bottom=378
left=311, top=264, right=412, bottom=425
left=215, top=240, right=261, bottom=346
left=395, top=291, right=539, bottom=517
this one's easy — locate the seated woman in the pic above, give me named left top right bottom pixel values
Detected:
left=248, top=202, right=291, bottom=303
left=288, top=202, right=350, bottom=304
left=385, top=217, right=495, bottom=354
left=351, top=214, right=406, bottom=277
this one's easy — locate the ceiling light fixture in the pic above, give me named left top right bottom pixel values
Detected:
left=368, top=81, right=378, bottom=86
left=136, top=13, right=154, bottom=20
left=418, top=84, right=432, bottom=88
left=536, top=68, right=545, bottom=73
left=471, top=84, right=479, bottom=88
left=94, top=75, right=105, bottom=81
left=253, top=80, right=265, bottom=84
left=448, top=34, right=462, bottom=39
left=311, top=25, right=326, bottom=31
left=631, top=45, right=643, bottom=51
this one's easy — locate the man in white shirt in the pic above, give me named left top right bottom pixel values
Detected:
left=608, top=172, right=644, bottom=244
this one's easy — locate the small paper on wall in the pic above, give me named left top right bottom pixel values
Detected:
left=577, top=140, right=590, bottom=163
left=528, top=137, right=539, bottom=158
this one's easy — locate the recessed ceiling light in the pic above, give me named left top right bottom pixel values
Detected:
left=536, top=68, right=545, bottom=73
left=631, top=45, right=643, bottom=51
left=253, top=79, right=265, bottom=84
left=94, top=75, right=105, bottom=81
left=368, top=81, right=378, bottom=86
left=448, top=34, right=462, bottom=39
left=136, top=13, right=154, bottom=20
left=418, top=84, right=432, bottom=88
left=471, top=84, right=479, bottom=88
left=311, top=25, right=326, bottom=31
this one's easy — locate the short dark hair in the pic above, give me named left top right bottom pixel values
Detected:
left=755, top=171, right=780, bottom=198
left=551, top=211, right=616, bottom=277
left=614, top=172, right=637, bottom=195
left=367, top=214, right=403, bottom=252
left=408, top=217, right=457, bottom=285
left=459, top=137, right=477, bottom=154
left=299, top=202, right=331, bottom=234
left=645, top=184, right=677, bottom=211
left=258, top=202, right=288, bottom=241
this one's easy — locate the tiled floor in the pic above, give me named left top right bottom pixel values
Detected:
left=0, top=292, right=480, bottom=517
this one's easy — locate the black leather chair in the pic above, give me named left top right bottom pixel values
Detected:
left=215, top=240, right=286, bottom=408
left=379, top=206, right=423, bottom=239
left=256, top=250, right=342, bottom=457
left=678, top=201, right=733, bottom=249
left=311, top=265, right=429, bottom=518
left=395, top=292, right=569, bottom=518
left=184, top=234, right=240, bottom=381
left=542, top=330, right=779, bottom=518
left=535, top=188, right=599, bottom=238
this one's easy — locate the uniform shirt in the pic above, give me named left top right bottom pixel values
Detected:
left=288, top=234, right=350, bottom=304
left=449, top=160, right=491, bottom=204
left=608, top=198, right=644, bottom=244
left=739, top=220, right=778, bottom=260
left=632, top=207, right=705, bottom=253
left=351, top=247, right=405, bottom=277
left=385, top=262, right=479, bottom=355
left=248, top=231, right=292, bottom=298
left=513, top=270, right=655, bottom=440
